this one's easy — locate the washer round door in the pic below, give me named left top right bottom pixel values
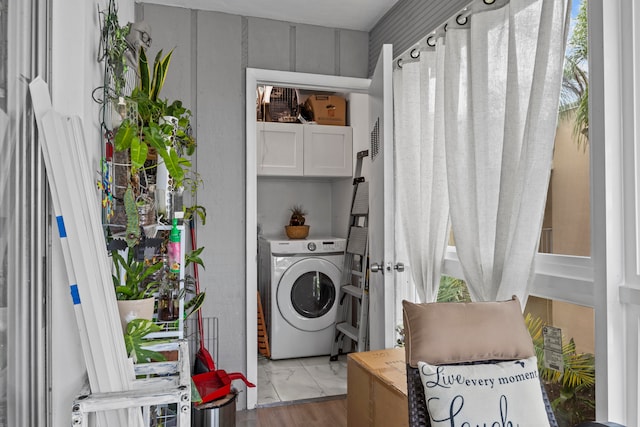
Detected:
left=276, top=257, right=341, bottom=332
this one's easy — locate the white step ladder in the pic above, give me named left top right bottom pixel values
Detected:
left=330, top=150, right=369, bottom=360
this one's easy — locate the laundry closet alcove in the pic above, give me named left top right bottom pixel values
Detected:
left=245, top=67, right=371, bottom=409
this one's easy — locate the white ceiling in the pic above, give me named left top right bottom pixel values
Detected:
left=140, top=0, right=401, bottom=32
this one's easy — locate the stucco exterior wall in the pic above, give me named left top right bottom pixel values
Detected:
left=527, top=111, right=594, bottom=355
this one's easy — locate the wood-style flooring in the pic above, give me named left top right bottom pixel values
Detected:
left=236, top=396, right=347, bottom=427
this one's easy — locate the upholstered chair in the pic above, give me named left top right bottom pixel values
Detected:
left=402, top=297, right=625, bottom=427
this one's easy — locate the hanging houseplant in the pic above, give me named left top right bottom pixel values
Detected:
left=114, top=48, right=195, bottom=191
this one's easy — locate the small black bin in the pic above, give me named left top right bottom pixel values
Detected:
left=191, top=391, right=237, bottom=427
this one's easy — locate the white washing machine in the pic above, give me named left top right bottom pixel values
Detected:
left=258, top=236, right=346, bottom=360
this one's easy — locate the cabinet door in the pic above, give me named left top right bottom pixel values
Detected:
left=257, top=122, right=304, bottom=176
left=303, top=125, right=353, bottom=177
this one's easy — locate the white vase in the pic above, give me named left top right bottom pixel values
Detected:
left=117, top=297, right=155, bottom=333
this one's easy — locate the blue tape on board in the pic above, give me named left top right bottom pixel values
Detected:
left=70, top=284, right=80, bottom=305
left=56, top=216, right=67, bottom=238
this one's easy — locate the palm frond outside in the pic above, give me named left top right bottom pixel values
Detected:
left=524, top=313, right=595, bottom=410
left=437, top=275, right=471, bottom=302
left=559, top=0, right=589, bottom=151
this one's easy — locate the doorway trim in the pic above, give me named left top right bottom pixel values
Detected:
left=245, top=67, right=369, bottom=408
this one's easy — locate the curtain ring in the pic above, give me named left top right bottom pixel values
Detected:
left=483, top=0, right=496, bottom=4
left=410, top=48, right=420, bottom=59
left=456, top=14, right=468, bottom=25
left=397, top=58, right=403, bottom=68
left=426, top=36, right=436, bottom=47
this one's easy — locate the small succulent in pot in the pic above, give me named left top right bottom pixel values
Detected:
left=289, top=205, right=307, bottom=226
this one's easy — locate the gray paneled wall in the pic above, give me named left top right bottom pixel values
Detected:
left=138, top=3, right=369, bottom=410
left=247, top=17, right=292, bottom=71
left=368, top=0, right=470, bottom=74
left=138, top=5, right=194, bottom=110
left=195, top=8, right=245, bottom=398
left=246, top=16, right=369, bottom=77
left=296, top=25, right=337, bottom=75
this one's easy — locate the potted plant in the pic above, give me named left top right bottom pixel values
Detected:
left=285, top=204, right=310, bottom=239
left=112, top=245, right=164, bottom=332
left=114, top=48, right=195, bottom=190
left=117, top=240, right=206, bottom=363
left=110, top=46, right=200, bottom=226
left=98, top=3, right=130, bottom=99
left=288, top=204, right=307, bottom=225
left=112, top=249, right=164, bottom=299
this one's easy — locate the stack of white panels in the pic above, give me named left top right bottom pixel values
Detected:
left=30, top=77, right=141, bottom=427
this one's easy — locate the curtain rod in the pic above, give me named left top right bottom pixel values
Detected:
left=395, top=0, right=509, bottom=69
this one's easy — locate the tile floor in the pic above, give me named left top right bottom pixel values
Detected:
left=257, top=354, right=348, bottom=406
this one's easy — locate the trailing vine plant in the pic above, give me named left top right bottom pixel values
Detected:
left=97, top=0, right=131, bottom=99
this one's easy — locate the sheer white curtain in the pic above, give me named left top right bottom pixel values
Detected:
left=393, top=0, right=570, bottom=304
left=393, top=39, right=450, bottom=303
left=445, top=0, right=571, bottom=302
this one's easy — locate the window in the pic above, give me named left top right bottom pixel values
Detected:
left=540, top=0, right=590, bottom=257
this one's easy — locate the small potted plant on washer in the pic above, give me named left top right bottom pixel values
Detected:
left=285, top=204, right=309, bottom=239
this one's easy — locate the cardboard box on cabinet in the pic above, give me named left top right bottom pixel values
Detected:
left=304, top=94, right=347, bottom=126
left=347, top=348, right=409, bottom=427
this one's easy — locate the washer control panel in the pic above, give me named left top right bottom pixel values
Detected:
left=269, top=237, right=347, bottom=254
left=315, top=240, right=346, bottom=252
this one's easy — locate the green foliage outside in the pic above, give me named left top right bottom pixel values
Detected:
left=525, top=313, right=595, bottom=426
left=437, top=275, right=471, bottom=303
left=560, top=0, right=589, bottom=149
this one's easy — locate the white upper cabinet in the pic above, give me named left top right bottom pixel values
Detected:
left=256, top=122, right=304, bottom=176
left=303, top=125, right=353, bottom=177
left=257, top=122, right=353, bottom=177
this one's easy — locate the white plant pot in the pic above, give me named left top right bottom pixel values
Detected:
left=117, top=297, right=155, bottom=333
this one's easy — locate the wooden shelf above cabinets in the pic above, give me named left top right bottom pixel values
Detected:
left=257, top=122, right=353, bottom=178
